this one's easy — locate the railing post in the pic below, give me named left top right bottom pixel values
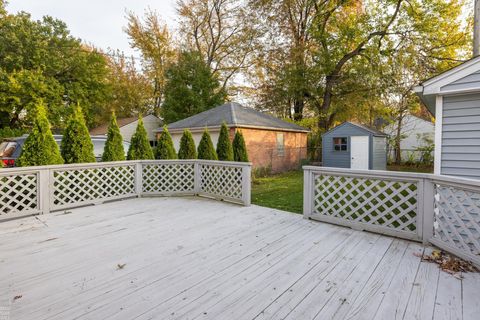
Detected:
left=135, top=161, right=143, bottom=197
left=194, top=161, right=201, bottom=195
left=38, top=169, right=50, bottom=215
left=303, top=167, right=313, bottom=219
left=241, top=164, right=251, bottom=206
left=421, top=177, right=435, bottom=244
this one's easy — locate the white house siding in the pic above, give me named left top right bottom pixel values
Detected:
left=120, top=115, right=162, bottom=142
left=171, top=130, right=220, bottom=153
left=441, top=94, right=480, bottom=180
left=384, top=115, right=434, bottom=161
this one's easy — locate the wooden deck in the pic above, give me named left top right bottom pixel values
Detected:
left=0, top=197, right=478, bottom=320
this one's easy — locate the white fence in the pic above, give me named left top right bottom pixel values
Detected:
left=0, top=160, right=251, bottom=220
left=303, top=166, right=480, bottom=267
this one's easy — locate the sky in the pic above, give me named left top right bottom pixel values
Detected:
left=6, top=0, right=178, bottom=58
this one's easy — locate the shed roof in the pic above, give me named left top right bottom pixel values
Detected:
left=155, top=102, right=309, bottom=133
left=414, top=56, right=480, bottom=115
left=322, top=121, right=387, bottom=137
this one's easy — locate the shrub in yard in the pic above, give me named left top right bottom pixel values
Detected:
left=102, top=112, right=125, bottom=161
left=233, top=131, right=249, bottom=162
left=178, top=129, right=197, bottom=159
left=197, top=129, right=217, bottom=160
left=127, top=116, right=154, bottom=160
left=61, top=105, right=96, bottom=164
left=216, top=123, right=233, bottom=161
left=155, top=126, right=177, bottom=159
left=17, top=103, right=63, bottom=166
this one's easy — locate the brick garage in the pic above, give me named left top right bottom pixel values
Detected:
left=154, top=102, right=309, bottom=173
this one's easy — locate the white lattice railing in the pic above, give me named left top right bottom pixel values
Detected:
left=0, top=160, right=251, bottom=221
left=303, top=166, right=480, bottom=266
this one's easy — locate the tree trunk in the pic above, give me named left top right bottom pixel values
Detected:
left=394, top=116, right=403, bottom=165
left=293, top=98, right=304, bottom=121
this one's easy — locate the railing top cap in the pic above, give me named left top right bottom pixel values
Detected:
left=302, top=165, right=480, bottom=188
left=0, top=159, right=252, bottom=174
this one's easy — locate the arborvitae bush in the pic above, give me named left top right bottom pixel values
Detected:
left=216, top=123, right=233, bottom=161
left=127, top=116, right=154, bottom=160
left=61, top=105, right=96, bottom=164
left=102, top=112, right=125, bottom=161
left=197, top=129, right=218, bottom=160
left=178, top=129, right=197, bottom=159
left=233, top=131, right=249, bottom=162
left=17, top=103, right=63, bottom=166
left=155, top=125, right=177, bottom=159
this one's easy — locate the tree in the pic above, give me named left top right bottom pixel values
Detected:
left=105, top=51, right=154, bottom=120
left=154, top=126, right=177, bottom=159
left=250, top=0, right=470, bottom=131
left=178, top=129, right=197, bottom=159
left=177, top=0, right=260, bottom=93
left=127, top=116, right=155, bottom=160
left=125, top=9, right=176, bottom=116
left=216, top=123, right=233, bottom=161
left=162, top=51, right=226, bottom=123
left=248, top=0, right=317, bottom=120
left=197, top=129, right=218, bottom=160
left=233, top=131, right=248, bottom=162
left=0, top=10, right=111, bottom=128
left=101, top=112, right=125, bottom=162
left=17, top=102, right=63, bottom=166
left=60, top=105, right=96, bottom=164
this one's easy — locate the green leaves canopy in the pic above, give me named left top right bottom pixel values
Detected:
left=178, top=129, right=197, bottom=159
left=233, top=131, right=249, bottom=162
left=17, top=102, right=63, bottom=166
left=216, top=123, right=233, bottom=161
left=60, top=106, right=96, bottom=164
left=161, top=51, right=226, bottom=123
left=197, top=129, right=218, bottom=160
left=102, top=112, right=125, bottom=161
left=127, top=116, right=155, bottom=160
left=155, top=126, right=177, bottom=159
left=0, top=11, right=110, bottom=128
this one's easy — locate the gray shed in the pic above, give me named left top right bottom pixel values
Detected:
left=415, top=56, right=480, bottom=180
left=322, top=122, right=387, bottom=170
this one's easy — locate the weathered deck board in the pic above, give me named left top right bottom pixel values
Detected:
left=0, top=197, right=478, bottom=320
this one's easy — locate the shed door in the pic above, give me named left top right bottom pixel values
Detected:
left=350, top=136, right=369, bottom=169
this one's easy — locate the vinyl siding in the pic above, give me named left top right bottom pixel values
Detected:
left=372, top=136, right=387, bottom=170
left=441, top=94, right=480, bottom=179
left=441, top=71, right=480, bottom=92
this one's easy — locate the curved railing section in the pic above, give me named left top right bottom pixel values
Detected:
left=0, top=160, right=251, bottom=220
left=303, top=166, right=480, bottom=267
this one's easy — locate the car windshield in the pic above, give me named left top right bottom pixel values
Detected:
left=0, top=141, right=18, bottom=157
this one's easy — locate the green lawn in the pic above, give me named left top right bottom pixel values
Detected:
left=251, top=170, right=303, bottom=214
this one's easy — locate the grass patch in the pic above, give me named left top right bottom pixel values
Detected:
left=387, top=164, right=433, bottom=173
left=251, top=170, right=303, bottom=214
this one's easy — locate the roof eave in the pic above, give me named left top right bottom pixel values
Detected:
left=155, top=124, right=310, bottom=134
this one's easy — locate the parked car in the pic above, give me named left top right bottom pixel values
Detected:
left=0, top=135, right=130, bottom=167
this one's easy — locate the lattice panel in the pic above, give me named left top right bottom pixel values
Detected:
left=142, top=163, right=195, bottom=193
left=199, top=164, right=243, bottom=200
left=313, top=174, right=418, bottom=233
left=52, top=165, right=135, bottom=208
left=433, top=184, right=480, bottom=257
left=1, top=173, right=38, bottom=216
